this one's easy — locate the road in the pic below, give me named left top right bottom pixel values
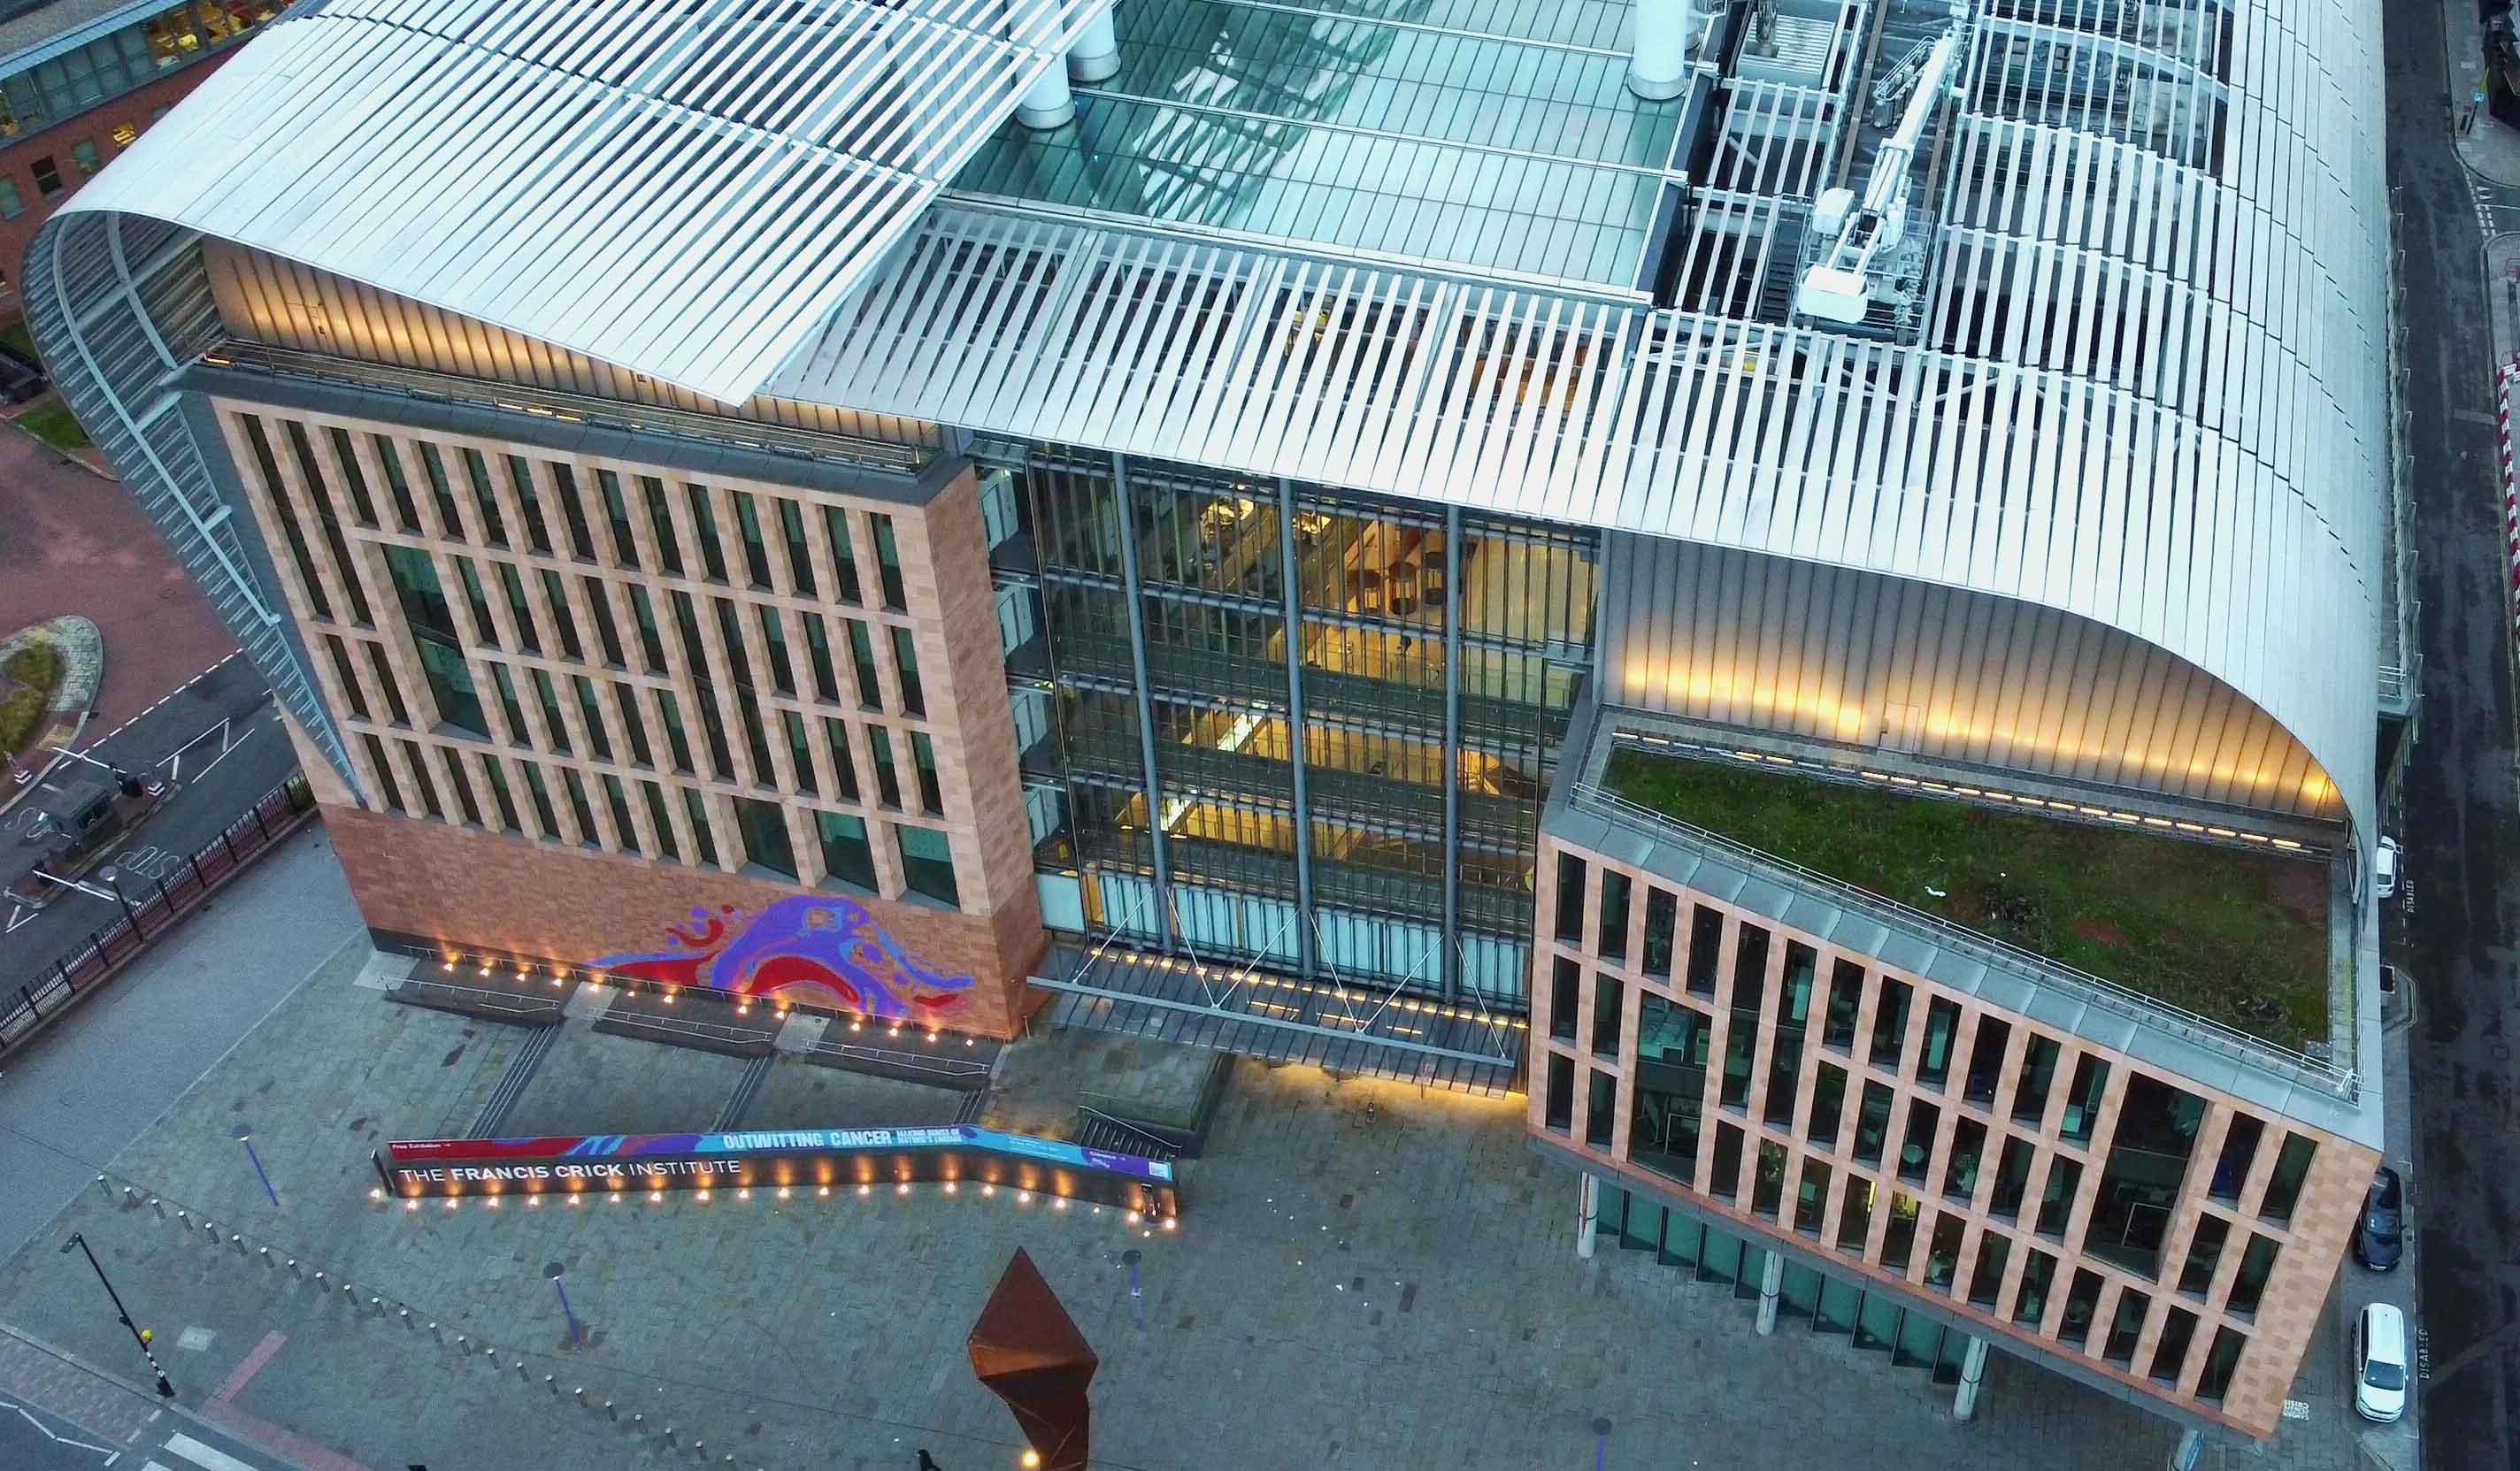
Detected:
left=2384, top=2, right=2520, bottom=1467
left=3, top=1337, right=294, bottom=1471
left=3, top=655, right=288, bottom=965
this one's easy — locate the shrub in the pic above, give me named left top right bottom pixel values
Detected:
left=4, top=640, right=63, bottom=693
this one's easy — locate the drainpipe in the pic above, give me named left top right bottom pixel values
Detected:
left=1954, top=1336, right=1990, bottom=1420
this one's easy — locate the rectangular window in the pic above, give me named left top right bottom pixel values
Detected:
left=1749, top=1138, right=1786, bottom=1219
left=846, top=619, right=882, bottom=707
left=540, top=571, right=582, bottom=660
left=783, top=711, right=818, bottom=796
left=1822, top=959, right=1862, bottom=1050
left=1553, top=853, right=1587, bottom=942
left=2178, top=1214, right=2230, bottom=1298
left=816, top=810, right=877, bottom=891
left=416, top=443, right=463, bottom=536
left=629, top=586, right=667, bottom=672
left=2062, top=1269, right=2106, bottom=1350
left=550, top=464, right=596, bottom=560
left=823, top=505, right=863, bottom=602
left=1897, top=1100, right=1939, bottom=1183
left=32, top=156, right=61, bottom=195
left=325, top=637, right=370, bottom=720
left=2012, top=1249, right=2057, bottom=1329
left=370, top=436, right=420, bottom=531
left=778, top=500, right=816, bottom=594
left=519, top=762, right=562, bottom=839
left=1869, top=977, right=1912, bottom=1069
left=642, top=784, right=680, bottom=862
left=1969, top=1230, right=2011, bottom=1309
left=734, top=796, right=796, bottom=878
left=909, top=731, right=943, bottom=816
left=1549, top=956, right=1579, bottom=1041
left=363, top=645, right=409, bottom=726
left=1917, top=998, right=1962, bottom=1089
left=1794, top=1158, right=1831, bottom=1236
left=439, top=747, right=482, bottom=825
left=529, top=668, right=571, bottom=753
left=888, top=626, right=925, bottom=715
left=1684, top=905, right=1723, bottom=996
left=732, top=492, right=773, bottom=588
left=657, top=691, right=695, bottom=772
left=559, top=769, right=600, bottom=843
left=71, top=137, right=100, bottom=175
left=2102, top=1288, right=2149, bottom=1366
left=685, top=484, right=730, bottom=580
left=1853, top=1081, right=1893, bottom=1165
left=1588, top=973, right=1623, bottom=1058
left=1880, top=1191, right=1920, bottom=1274
left=758, top=609, right=797, bottom=696
left=868, top=726, right=903, bottom=808
left=2260, top=1132, right=2316, bottom=1223
left=1709, top=1121, right=1745, bottom=1199
left=238, top=417, right=330, bottom=621
left=1585, top=1069, right=1617, bottom=1150
left=361, top=736, right=406, bottom=814
left=642, top=478, right=683, bottom=573
left=677, top=789, right=719, bottom=867
left=1807, top=1061, right=1845, bottom=1146
left=1629, top=992, right=1706, bottom=1184
left=1990, top=1135, right=2034, bottom=1219
left=478, top=755, right=522, bottom=833
left=2088, top=1073, right=2206, bottom=1278
left=458, top=450, right=508, bottom=546
left=453, top=561, right=497, bottom=647
left=1835, top=1173, right=1873, bottom=1253
left=803, top=616, right=840, bottom=702
left=897, top=824, right=959, bottom=906
left=2062, top=1054, right=2110, bottom=1143
left=869, top=512, right=906, bottom=609
left=1543, top=1053, right=1574, bottom=1132
left=1923, top=1211, right=1965, bottom=1293
left=2198, top=1327, right=2247, bottom=1402
left=1765, top=947, right=1811, bottom=1129
left=322, top=427, right=377, bottom=527
left=583, top=579, right=626, bottom=667
left=1640, top=887, right=1676, bottom=977
left=2013, top=1032, right=2061, bottom=1123
left=602, top=776, right=640, bottom=854
left=496, top=563, right=541, bottom=652
left=822, top=717, right=861, bottom=801
left=572, top=678, right=612, bottom=760
left=2227, top=1234, right=2279, bottom=1315
left=597, top=470, right=640, bottom=566
left=1595, top=869, right=1631, bottom=960
left=414, top=641, right=485, bottom=737
left=2036, top=1156, right=2083, bottom=1238
left=0, top=177, right=22, bottom=218
left=1944, top=1118, right=1986, bottom=1202
left=504, top=456, right=554, bottom=554
left=2210, top=1114, right=2264, bottom=1202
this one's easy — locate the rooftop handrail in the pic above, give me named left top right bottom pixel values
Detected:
left=1568, top=780, right=2358, bottom=1100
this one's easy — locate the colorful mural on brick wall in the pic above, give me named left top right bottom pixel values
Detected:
left=589, top=895, right=977, bottom=1021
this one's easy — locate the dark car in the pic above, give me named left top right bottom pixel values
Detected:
left=2356, top=1167, right=2404, bottom=1272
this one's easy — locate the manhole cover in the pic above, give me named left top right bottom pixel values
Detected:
left=175, top=1327, right=216, bottom=1352
left=2281, top=1399, right=2310, bottom=1421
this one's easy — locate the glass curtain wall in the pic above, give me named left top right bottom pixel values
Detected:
left=995, top=443, right=1597, bottom=1007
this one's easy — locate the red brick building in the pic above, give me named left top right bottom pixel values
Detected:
left=0, top=0, right=279, bottom=316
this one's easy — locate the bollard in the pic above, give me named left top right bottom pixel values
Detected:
left=398, top=1308, right=411, bottom=1327
left=287, top=1259, right=303, bottom=1278
left=313, top=1271, right=327, bottom=1286
left=428, top=1322, right=442, bottom=1344
left=258, top=1247, right=273, bottom=1267
left=603, top=1400, right=618, bottom=1421
left=232, top=1233, right=247, bottom=1255
left=121, top=1187, right=137, bottom=1205
left=665, top=1427, right=678, bottom=1447
left=368, top=1296, right=381, bottom=1314
left=95, top=1175, right=109, bottom=1198
left=177, top=1211, right=190, bottom=1226
left=149, top=1197, right=165, bottom=1219
left=515, top=1360, right=530, bottom=1383
left=545, top=1375, right=558, bottom=1396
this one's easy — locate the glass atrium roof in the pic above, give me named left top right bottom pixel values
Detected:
left=949, top=0, right=1685, bottom=289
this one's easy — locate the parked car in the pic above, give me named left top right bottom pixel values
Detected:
left=2357, top=1167, right=2404, bottom=1271
left=2354, top=1303, right=2409, bottom=1423
left=2373, top=836, right=2401, bottom=900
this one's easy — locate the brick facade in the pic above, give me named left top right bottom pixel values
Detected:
left=326, top=801, right=1046, bottom=1039
left=1530, top=831, right=2378, bottom=1441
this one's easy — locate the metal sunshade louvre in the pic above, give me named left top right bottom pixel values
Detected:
left=65, top=0, right=1117, bottom=404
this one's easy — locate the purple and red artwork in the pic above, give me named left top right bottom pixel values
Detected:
left=589, top=895, right=976, bottom=1020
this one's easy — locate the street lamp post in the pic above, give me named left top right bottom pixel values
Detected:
left=1591, top=1415, right=1613, bottom=1471
left=1120, top=1249, right=1145, bottom=1333
left=96, top=865, right=137, bottom=927
left=543, top=1261, right=582, bottom=1347
left=232, top=1123, right=279, bottom=1208
left=59, top=1233, right=175, bottom=1398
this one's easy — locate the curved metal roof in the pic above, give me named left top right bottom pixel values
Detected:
left=35, top=0, right=2392, bottom=847
left=58, top=0, right=1111, bottom=404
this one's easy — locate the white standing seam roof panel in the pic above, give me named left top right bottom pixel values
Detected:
left=62, top=0, right=1113, bottom=404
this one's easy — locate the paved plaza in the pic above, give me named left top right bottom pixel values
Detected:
left=0, top=916, right=2399, bottom=1471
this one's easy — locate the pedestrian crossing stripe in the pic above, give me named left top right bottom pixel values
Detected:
left=162, top=1433, right=257, bottom=1471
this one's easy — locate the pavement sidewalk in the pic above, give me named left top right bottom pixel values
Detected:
left=2446, top=0, right=2520, bottom=187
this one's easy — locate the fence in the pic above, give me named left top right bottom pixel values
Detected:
left=2, top=773, right=315, bottom=1053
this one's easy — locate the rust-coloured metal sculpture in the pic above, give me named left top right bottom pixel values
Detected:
left=967, top=1249, right=1098, bottom=1471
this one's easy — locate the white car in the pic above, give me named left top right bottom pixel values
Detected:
left=2354, top=1302, right=2408, bottom=1423
left=2372, top=837, right=2400, bottom=900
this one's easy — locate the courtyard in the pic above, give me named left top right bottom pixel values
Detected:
left=0, top=915, right=2390, bottom=1470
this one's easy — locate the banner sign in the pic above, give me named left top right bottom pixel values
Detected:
left=376, top=1124, right=1179, bottom=1216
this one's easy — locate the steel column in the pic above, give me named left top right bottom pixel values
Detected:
left=1441, top=504, right=1464, bottom=1002
left=1278, top=478, right=1319, bottom=977
left=1108, top=454, right=1176, bottom=951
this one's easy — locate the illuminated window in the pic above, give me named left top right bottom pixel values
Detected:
left=111, top=122, right=137, bottom=147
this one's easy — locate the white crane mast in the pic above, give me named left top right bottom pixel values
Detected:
left=1793, top=26, right=1963, bottom=326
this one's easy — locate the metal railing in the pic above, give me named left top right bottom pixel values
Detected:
left=1075, top=1105, right=1183, bottom=1162
left=3, top=775, right=316, bottom=1054
left=198, top=340, right=933, bottom=475
left=1567, top=780, right=2359, bottom=1100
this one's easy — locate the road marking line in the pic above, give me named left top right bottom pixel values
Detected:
left=4, top=1401, right=120, bottom=1457
left=208, top=1332, right=285, bottom=1405
left=162, top=1432, right=257, bottom=1471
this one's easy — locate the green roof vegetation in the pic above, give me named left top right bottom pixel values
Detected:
left=17, top=398, right=90, bottom=453
left=1603, top=747, right=2331, bottom=1050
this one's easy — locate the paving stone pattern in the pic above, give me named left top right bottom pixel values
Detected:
left=741, top=1058, right=966, bottom=1131
left=0, top=951, right=2377, bottom=1470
